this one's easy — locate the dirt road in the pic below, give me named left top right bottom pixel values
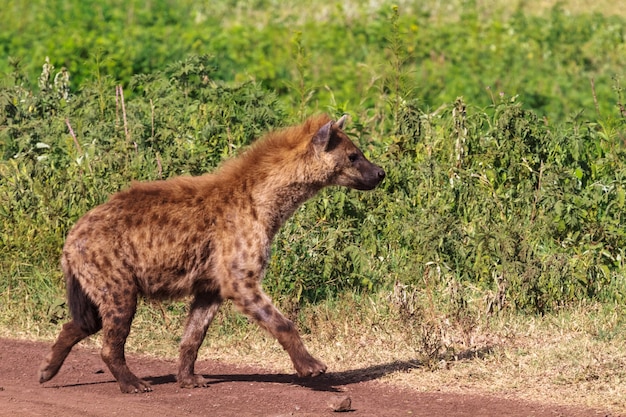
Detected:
left=0, top=338, right=609, bottom=416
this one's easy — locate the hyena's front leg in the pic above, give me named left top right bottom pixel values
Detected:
left=232, top=284, right=327, bottom=377
left=177, top=291, right=223, bottom=388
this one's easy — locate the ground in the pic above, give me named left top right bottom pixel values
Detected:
left=0, top=338, right=611, bottom=417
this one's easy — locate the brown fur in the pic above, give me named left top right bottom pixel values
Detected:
left=38, top=114, right=385, bottom=393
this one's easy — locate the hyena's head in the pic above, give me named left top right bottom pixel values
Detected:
left=310, top=115, right=385, bottom=191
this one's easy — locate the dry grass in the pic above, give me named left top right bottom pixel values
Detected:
left=4, top=294, right=625, bottom=415
left=381, top=308, right=626, bottom=414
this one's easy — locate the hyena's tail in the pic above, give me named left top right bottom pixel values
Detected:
left=38, top=269, right=102, bottom=384
left=66, top=271, right=102, bottom=334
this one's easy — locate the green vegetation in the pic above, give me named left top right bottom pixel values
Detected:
left=1, top=0, right=626, bottom=412
left=2, top=0, right=625, bottom=120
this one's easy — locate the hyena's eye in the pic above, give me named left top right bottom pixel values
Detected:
left=348, top=152, right=359, bottom=163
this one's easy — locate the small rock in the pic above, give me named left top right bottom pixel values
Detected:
left=328, top=395, right=352, bottom=412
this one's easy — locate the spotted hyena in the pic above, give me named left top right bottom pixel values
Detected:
left=38, top=114, right=385, bottom=393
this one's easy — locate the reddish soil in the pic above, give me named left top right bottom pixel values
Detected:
left=0, top=338, right=610, bottom=417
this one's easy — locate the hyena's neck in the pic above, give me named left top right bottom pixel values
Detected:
left=253, top=176, right=324, bottom=238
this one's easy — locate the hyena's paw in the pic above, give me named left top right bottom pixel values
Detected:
left=118, top=375, right=152, bottom=394
left=177, top=373, right=209, bottom=389
left=38, top=349, right=67, bottom=383
left=38, top=359, right=61, bottom=383
left=294, top=355, right=327, bottom=378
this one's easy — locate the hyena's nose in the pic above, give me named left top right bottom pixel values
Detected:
left=376, top=167, right=386, bottom=181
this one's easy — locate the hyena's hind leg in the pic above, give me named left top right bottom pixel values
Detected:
left=177, top=291, right=223, bottom=388
left=98, top=290, right=151, bottom=393
left=38, top=320, right=101, bottom=383
left=39, top=273, right=102, bottom=384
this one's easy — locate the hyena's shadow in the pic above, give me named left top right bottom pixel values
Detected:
left=145, top=359, right=422, bottom=393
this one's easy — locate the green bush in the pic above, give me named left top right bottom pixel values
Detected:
left=2, top=1, right=625, bottom=120
left=2, top=1, right=626, bottom=324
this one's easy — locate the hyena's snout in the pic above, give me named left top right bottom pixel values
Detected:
left=355, top=160, right=386, bottom=191
left=369, top=163, right=386, bottom=188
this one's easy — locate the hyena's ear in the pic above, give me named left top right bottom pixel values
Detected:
left=312, top=120, right=333, bottom=152
left=335, top=114, right=348, bottom=130
left=312, top=115, right=348, bottom=152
